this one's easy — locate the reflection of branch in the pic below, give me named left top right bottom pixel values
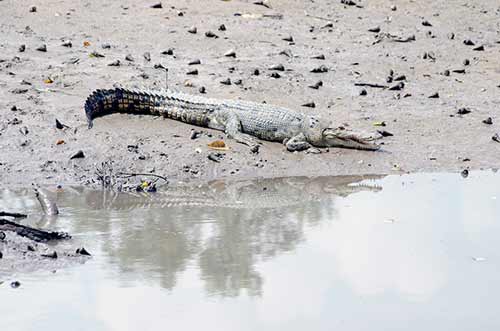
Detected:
left=116, top=172, right=168, bottom=182
left=0, top=211, right=27, bottom=218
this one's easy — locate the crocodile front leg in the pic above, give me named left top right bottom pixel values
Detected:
left=285, top=133, right=311, bottom=152
left=224, top=113, right=259, bottom=147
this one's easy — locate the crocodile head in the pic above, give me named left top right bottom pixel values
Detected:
left=304, top=117, right=380, bottom=151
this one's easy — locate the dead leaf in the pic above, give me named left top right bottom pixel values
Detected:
left=44, top=78, right=54, bottom=84
left=208, top=140, right=229, bottom=150
left=83, top=41, right=91, bottom=47
left=56, top=139, right=65, bottom=145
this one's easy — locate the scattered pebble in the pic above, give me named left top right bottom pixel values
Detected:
left=311, top=54, right=325, bottom=60
left=482, top=117, right=493, bottom=125
left=473, top=45, right=484, bottom=51
left=463, top=59, right=470, bottom=66
left=29, top=5, right=37, bottom=12
left=253, top=0, right=271, bottom=8
left=308, top=80, right=323, bottom=89
left=492, top=133, right=500, bottom=143
left=270, top=72, right=281, bottom=78
left=188, top=26, right=197, bottom=34
left=253, top=69, right=260, bottom=76
left=282, top=35, right=294, bottom=42
left=70, top=150, right=85, bottom=159
left=150, top=2, right=162, bottom=8
left=205, top=31, right=217, bottom=38
left=0, top=231, right=5, bottom=241
left=388, top=82, right=404, bottom=91
left=61, top=41, right=72, bottom=47
left=55, top=119, right=67, bottom=129
left=188, top=59, right=201, bottom=65
left=161, top=48, right=173, bottom=55
left=461, top=169, right=469, bottom=178
left=208, top=152, right=224, bottom=162
left=143, top=52, right=151, bottom=61
left=199, top=86, right=206, bottom=94
left=220, top=78, right=231, bottom=85
left=377, top=130, right=393, bottom=137
left=359, top=89, right=367, bottom=96
left=101, top=43, right=111, bottom=49
left=190, top=130, right=202, bottom=139
left=41, top=251, right=58, bottom=259
left=457, top=107, right=471, bottom=115
left=463, top=39, right=475, bottom=46
left=18, top=44, right=26, bottom=52
left=310, top=65, right=328, bottom=73
left=89, top=51, right=105, bottom=58
left=428, top=92, right=440, bottom=98
left=108, top=59, right=120, bottom=66
left=186, top=69, right=198, bottom=75
left=224, top=49, right=236, bottom=57
left=76, top=247, right=91, bottom=256
left=36, top=44, right=47, bottom=52
left=218, top=24, right=226, bottom=31
left=422, top=20, right=432, bottom=26
left=125, top=54, right=134, bottom=62
left=368, top=26, right=380, bottom=33
left=269, top=64, right=285, bottom=71
left=302, top=101, right=316, bottom=108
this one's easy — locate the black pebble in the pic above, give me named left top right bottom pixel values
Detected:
left=302, top=102, right=316, bottom=108
left=428, top=92, right=439, bottom=98
left=253, top=69, right=260, bottom=76
left=199, top=86, right=206, bottom=94
left=76, top=247, right=91, bottom=256
left=36, top=44, right=47, bottom=52
left=463, top=39, right=475, bottom=46
left=218, top=24, right=226, bottom=31
left=483, top=117, right=493, bottom=125
left=55, top=119, right=65, bottom=129
left=220, top=78, right=231, bottom=85
left=19, top=44, right=26, bottom=52
left=150, top=2, right=162, bottom=8
left=161, top=48, right=173, bottom=55
left=473, top=45, right=484, bottom=51
left=70, top=150, right=85, bottom=159
left=457, top=107, right=471, bottom=115
left=186, top=69, right=198, bottom=75
left=359, top=89, right=367, bottom=96
left=310, top=65, right=328, bottom=73
left=41, top=251, right=58, bottom=259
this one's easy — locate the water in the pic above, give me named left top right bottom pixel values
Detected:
left=0, top=172, right=499, bottom=331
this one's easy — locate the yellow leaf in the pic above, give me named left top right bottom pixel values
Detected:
left=208, top=140, right=229, bottom=150
left=44, top=78, right=54, bottom=84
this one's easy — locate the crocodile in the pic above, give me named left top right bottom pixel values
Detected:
left=85, top=88, right=380, bottom=151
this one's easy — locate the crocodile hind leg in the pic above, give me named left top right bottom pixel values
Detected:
left=285, top=133, right=311, bottom=152
left=224, top=114, right=260, bottom=147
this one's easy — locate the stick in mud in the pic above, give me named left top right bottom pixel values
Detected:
left=0, top=218, right=70, bottom=242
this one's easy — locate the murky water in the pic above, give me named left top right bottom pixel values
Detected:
left=1, top=172, right=499, bottom=331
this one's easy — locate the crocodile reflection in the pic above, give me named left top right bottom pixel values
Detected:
left=61, top=176, right=382, bottom=296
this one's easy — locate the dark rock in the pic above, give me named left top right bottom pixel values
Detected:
left=199, top=86, right=206, bottom=94
left=29, top=6, right=37, bottom=12
left=19, top=126, right=29, bottom=135
left=282, top=35, right=294, bottom=42
left=150, top=2, right=162, bottom=8
left=18, top=44, right=26, bottom=52
left=253, top=0, right=271, bottom=8
left=76, top=247, right=91, bottom=256
left=269, top=64, right=285, bottom=71
left=250, top=145, right=260, bottom=154
left=483, top=117, right=493, bottom=125
left=208, top=152, right=224, bottom=162
left=220, top=78, right=231, bottom=85
left=302, top=102, right=316, bottom=108
left=161, top=48, right=174, bottom=55
left=36, top=44, right=47, bottom=52
left=394, top=75, right=406, bottom=81
left=108, top=59, right=120, bottom=66
left=457, top=107, right=471, bottom=115
left=205, top=31, right=217, bottom=38
left=188, top=59, right=201, bottom=65
left=61, top=41, right=72, bottom=47
left=55, top=119, right=66, bottom=129
left=311, top=54, right=325, bottom=60
left=309, top=80, right=323, bottom=89
left=101, top=43, right=111, bottom=49
left=452, top=69, right=466, bottom=74
left=0, top=231, right=5, bottom=241
left=377, top=130, right=394, bottom=137
left=310, top=65, right=328, bottom=73
left=270, top=72, right=281, bottom=78
left=143, top=52, right=151, bottom=61
left=154, top=63, right=165, bottom=69
left=253, top=69, right=260, bottom=76
left=461, top=169, right=469, bottom=178
left=186, top=69, right=198, bottom=75
left=188, top=26, right=197, bottom=34
left=70, top=150, right=85, bottom=159
left=234, top=79, right=243, bottom=85
left=27, top=245, right=35, bottom=251
left=190, top=130, right=202, bottom=139
left=224, top=49, right=236, bottom=57
left=388, top=82, right=404, bottom=91
left=493, top=133, right=500, bottom=143
left=41, top=251, right=58, bottom=259
left=125, top=54, right=134, bottom=62
left=463, top=39, right=475, bottom=46
left=463, top=59, right=470, bottom=66
left=443, top=69, right=450, bottom=76
left=0, top=251, right=2, bottom=259
left=368, top=26, right=380, bottom=33
left=90, top=51, right=105, bottom=58
left=422, top=20, right=432, bottom=26
left=359, top=89, right=367, bottom=96
left=428, top=92, right=439, bottom=98
left=218, top=24, right=226, bottom=31
left=473, top=45, right=484, bottom=51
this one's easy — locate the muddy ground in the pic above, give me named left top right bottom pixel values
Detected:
left=1, top=0, right=499, bottom=187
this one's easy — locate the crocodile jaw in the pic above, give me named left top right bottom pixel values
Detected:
left=317, top=129, right=380, bottom=151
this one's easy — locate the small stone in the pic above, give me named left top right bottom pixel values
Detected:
left=310, top=65, right=328, bottom=73
left=36, top=44, right=47, bottom=52
left=463, top=59, right=470, bottom=66
left=377, top=130, right=394, bottom=137
left=108, top=59, right=120, bottom=66
left=220, top=78, right=231, bottom=85
left=250, top=145, right=260, bottom=154
left=483, top=117, right=493, bottom=125
left=154, top=63, right=165, bottom=69
left=125, top=54, right=134, bottom=62
left=428, top=92, right=439, bottom=98
left=101, top=43, right=111, bottom=49
left=368, top=26, right=380, bottom=33
left=89, top=51, right=105, bottom=58
left=452, top=69, right=466, bottom=74
left=76, top=247, right=91, bottom=256
left=10, top=105, right=18, bottom=111
left=208, top=152, right=224, bottom=162
left=27, top=245, right=35, bottom=251
left=443, top=69, right=450, bottom=76
left=390, top=5, right=397, bottom=10
left=253, top=0, right=271, bottom=8
left=270, top=72, right=281, bottom=78
left=205, top=31, right=217, bottom=38
left=10, top=281, right=21, bottom=288
left=448, top=32, right=455, bottom=40
left=186, top=69, right=198, bottom=75
left=311, top=54, right=325, bottom=60
left=70, top=150, right=85, bottom=159
left=29, top=6, right=37, bottom=12
left=234, top=79, right=243, bottom=85
left=61, top=41, right=72, bottom=47
left=161, top=48, right=173, bottom=55
left=493, top=133, right=500, bottom=143
left=55, top=119, right=66, bottom=129
left=11, top=88, right=28, bottom=94
left=218, top=24, right=226, bottom=31
left=19, top=126, right=29, bottom=135
left=282, top=35, right=294, bottom=42
left=473, top=45, right=484, bottom=51
left=190, top=130, right=202, bottom=139
left=308, top=80, right=323, bottom=89
left=359, top=89, right=367, bottom=96
left=0, top=231, right=5, bottom=240
left=188, top=26, right=197, bottom=34
left=177, top=11, right=184, bottom=16
left=42, top=251, right=58, bottom=259
left=388, top=82, right=404, bottom=91
left=463, top=39, right=475, bottom=46
left=188, top=59, right=201, bottom=65
left=150, top=2, right=162, bottom=8
left=224, top=49, right=236, bottom=57
left=457, top=107, right=471, bottom=115
left=199, top=86, right=206, bottom=94
left=18, top=44, right=26, bottom=52
left=269, top=64, right=285, bottom=71
left=253, top=69, right=260, bottom=76
left=302, top=101, right=316, bottom=108
left=143, top=52, right=151, bottom=61
left=394, top=75, right=406, bottom=81
left=422, top=20, right=432, bottom=26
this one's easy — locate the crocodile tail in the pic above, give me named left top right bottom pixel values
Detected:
left=84, top=88, right=164, bottom=128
